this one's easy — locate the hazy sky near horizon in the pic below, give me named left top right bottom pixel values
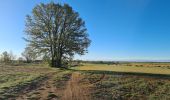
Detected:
left=1, top=0, right=170, bottom=61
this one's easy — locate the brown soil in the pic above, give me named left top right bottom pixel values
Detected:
left=16, top=72, right=61, bottom=100
left=61, top=72, right=91, bottom=100
left=14, top=72, right=104, bottom=100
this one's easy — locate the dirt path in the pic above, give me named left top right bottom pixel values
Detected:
left=61, top=72, right=91, bottom=100
left=15, top=71, right=105, bottom=100
left=16, top=72, right=63, bottom=100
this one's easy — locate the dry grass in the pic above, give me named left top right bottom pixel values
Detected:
left=83, top=72, right=170, bottom=100
left=2, top=62, right=170, bottom=100
left=0, top=64, right=59, bottom=99
left=75, top=63, right=170, bottom=75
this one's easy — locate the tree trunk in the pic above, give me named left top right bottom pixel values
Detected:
left=51, top=57, right=62, bottom=68
left=51, top=57, right=55, bottom=67
left=56, top=57, right=61, bottom=68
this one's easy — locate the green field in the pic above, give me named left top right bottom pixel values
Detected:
left=1, top=63, right=170, bottom=100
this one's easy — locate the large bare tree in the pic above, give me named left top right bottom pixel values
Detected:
left=24, top=2, right=91, bottom=67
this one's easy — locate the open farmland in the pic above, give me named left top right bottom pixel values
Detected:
left=82, top=71, right=170, bottom=100
left=73, top=63, right=170, bottom=99
left=75, top=63, right=170, bottom=75
left=1, top=63, right=170, bottom=99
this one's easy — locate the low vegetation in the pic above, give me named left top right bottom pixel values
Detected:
left=83, top=71, right=170, bottom=100
left=1, top=62, right=170, bottom=99
left=75, top=63, right=170, bottom=75
left=0, top=64, right=56, bottom=99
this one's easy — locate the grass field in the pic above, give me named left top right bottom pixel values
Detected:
left=74, top=63, right=170, bottom=75
left=83, top=71, right=170, bottom=100
left=1, top=63, right=170, bottom=99
left=0, top=64, right=68, bottom=99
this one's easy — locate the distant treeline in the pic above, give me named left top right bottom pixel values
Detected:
left=74, top=60, right=121, bottom=65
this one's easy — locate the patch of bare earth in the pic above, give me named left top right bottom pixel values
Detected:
left=14, top=71, right=104, bottom=100
left=61, top=72, right=91, bottom=100
left=16, top=72, right=63, bottom=100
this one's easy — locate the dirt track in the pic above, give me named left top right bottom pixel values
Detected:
left=14, top=71, right=105, bottom=100
left=62, top=72, right=91, bottom=100
left=16, top=72, right=61, bottom=100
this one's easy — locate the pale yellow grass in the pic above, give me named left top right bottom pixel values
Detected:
left=76, top=64, right=170, bottom=75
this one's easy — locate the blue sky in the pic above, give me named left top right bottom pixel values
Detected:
left=0, top=0, right=170, bottom=61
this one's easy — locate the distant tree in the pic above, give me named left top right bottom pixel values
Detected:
left=1, top=51, right=11, bottom=64
left=24, top=2, right=91, bottom=67
left=9, top=51, right=16, bottom=63
left=18, top=57, right=24, bottom=63
left=22, top=47, right=37, bottom=63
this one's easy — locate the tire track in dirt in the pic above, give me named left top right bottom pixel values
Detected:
left=15, top=71, right=105, bottom=100
left=85, top=73, right=105, bottom=87
left=61, top=72, right=90, bottom=100
left=61, top=72, right=105, bottom=100
left=16, top=71, right=65, bottom=100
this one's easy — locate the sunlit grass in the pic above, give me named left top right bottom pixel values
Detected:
left=0, top=64, right=60, bottom=99
left=74, top=63, right=170, bottom=75
left=82, top=70, right=170, bottom=99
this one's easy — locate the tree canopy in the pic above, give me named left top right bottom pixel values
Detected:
left=24, top=2, right=91, bottom=67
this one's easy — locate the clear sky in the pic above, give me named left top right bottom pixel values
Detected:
left=0, top=0, right=170, bottom=61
